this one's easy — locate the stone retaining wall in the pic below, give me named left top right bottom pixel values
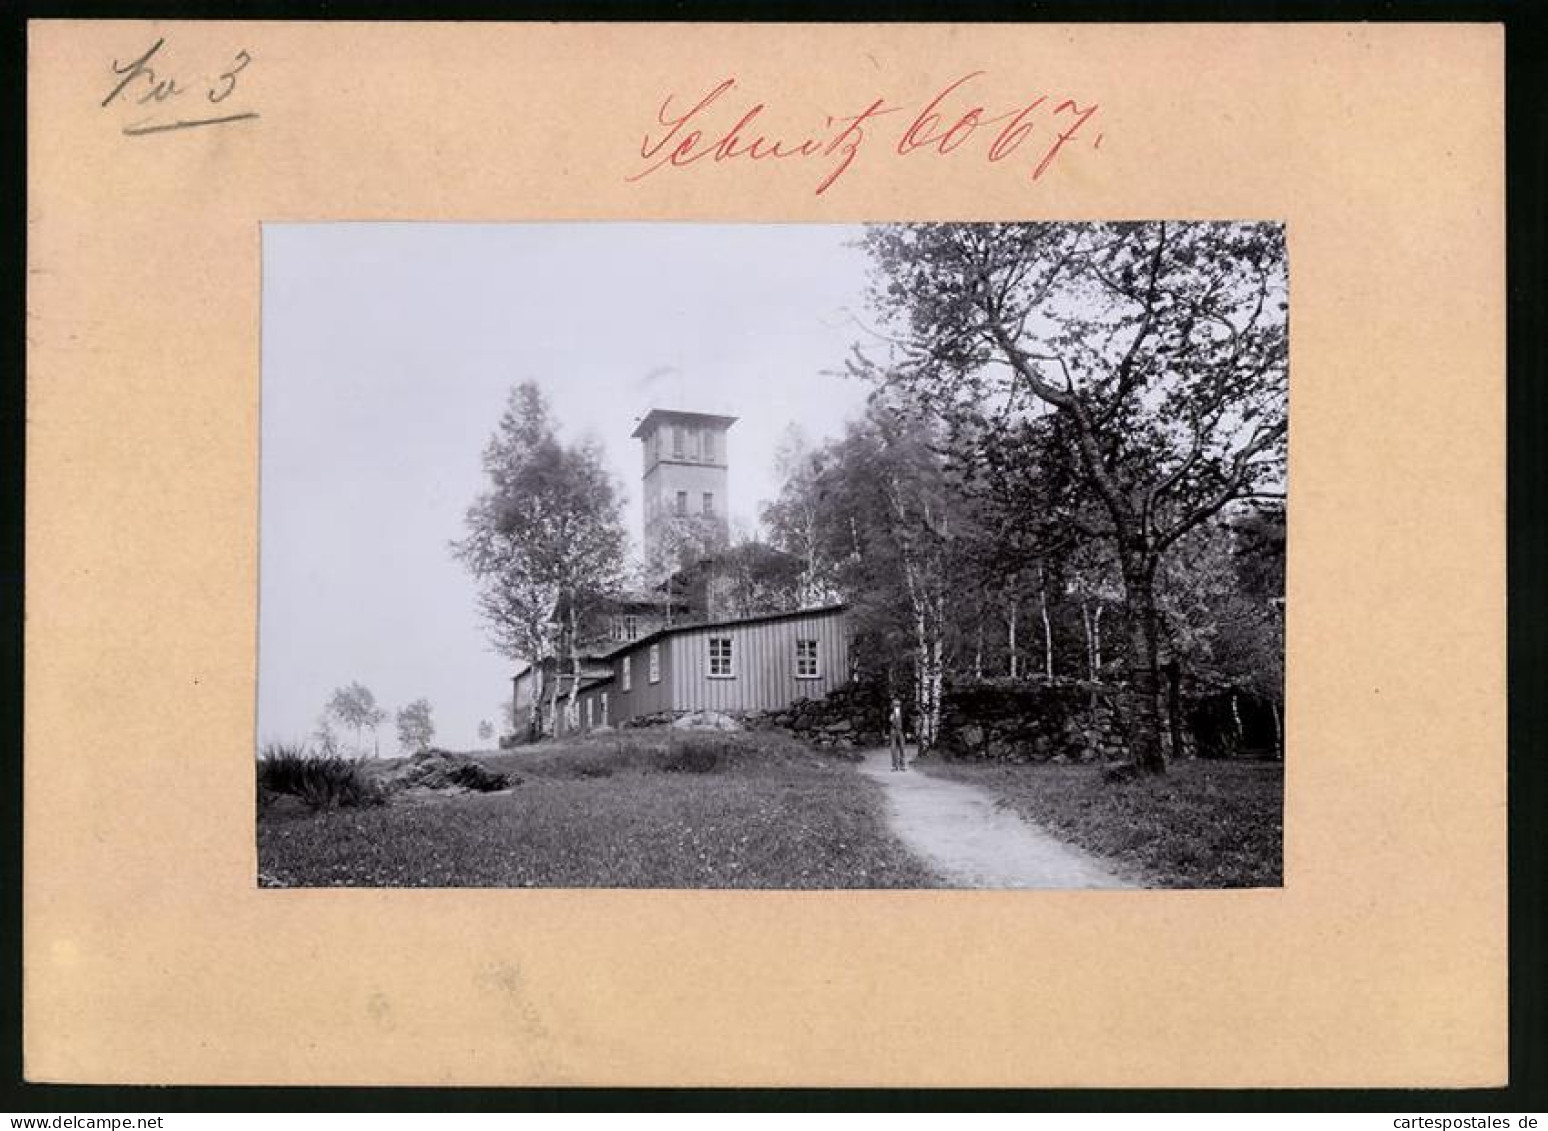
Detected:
left=750, top=684, right=890, bottom=750
left=619, top=678, right=1204, bottom=765
left=939, top=678, right=1128, bottom=763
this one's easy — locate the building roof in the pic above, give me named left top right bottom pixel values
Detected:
left=601, top=588, right=684, bottom=608
left=513, top=653, right=618, bottom=680
left=515, top=604, right=848, bottom=678
left=598, top=602, right=848, bottom=660
left=629, top=408, right=739, bottom=439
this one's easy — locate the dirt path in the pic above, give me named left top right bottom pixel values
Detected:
left=859, top=748, right=1139, bottom=889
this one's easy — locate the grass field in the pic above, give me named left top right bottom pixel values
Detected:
left=916, top=757, right=1283, bottom=888
left=258, top=729, right=941, bottom=889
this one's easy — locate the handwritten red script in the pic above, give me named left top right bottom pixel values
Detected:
left=628, top=72, right=1102, bottom=196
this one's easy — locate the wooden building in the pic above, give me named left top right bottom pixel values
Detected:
left=508, top=406, right=848, bottom=742
left=511, top=654, right=613, bottom=740
left=543, top=604, right=849, bottom=736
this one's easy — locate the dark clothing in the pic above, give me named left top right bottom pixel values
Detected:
left=890, top=704, right=907, bottom=771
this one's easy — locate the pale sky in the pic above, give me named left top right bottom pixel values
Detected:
left=258, top=223, right=876, bottom=751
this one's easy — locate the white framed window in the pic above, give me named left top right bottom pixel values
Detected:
left=708, top=636, right=734, bottom=678
left=795, top=638, right=820, bottom=679
left=675, top=491, right=688, bottom=516
left=621, top=655, right=632, bottom=693
left=585, top=698, right=594, bottom=729
left=648, top=644, right=661, bottom=684
left=624, top=614, right=639, bottom=640
left=600, top=692, right=608, bottom=727
left=672, top=427, right=684, bottom=458
left=702, top=491, right=714, bottom=516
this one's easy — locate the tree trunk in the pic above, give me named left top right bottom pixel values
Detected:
left=916, top=609, right=941, bottom=751
left=1094, top=605, right=1104, bottom=673
left=914, top=650, right=925, bottom=741
left=914, top=634, right=943, bottom=754
left=1162, top=658, right=1184, bottom=761
left=1007, top=601, right=1019, bottom=679
left=542, top=660, right=560, bottom=738
left=1082, top=601, right=1095, bottom=679
left=906, top=590, right=945, bottom=757
left=1119, top=554, right=1167, bottom=773
left=1038, top=564, right=1054, bottom=679
left=1082, top=601, right=1099, bottom=708
left=566, top=602, right=582, bottom=733
left=802, top=513, right=821, bottom=607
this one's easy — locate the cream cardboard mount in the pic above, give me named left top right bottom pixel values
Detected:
left=25, top=22, right=1504, bottom=1087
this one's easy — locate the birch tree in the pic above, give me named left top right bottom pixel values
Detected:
left=771, top=397, right=957, bottom=752
left=1058, top=537, right=1123, bottom=687
left=762, top=425, right=842, bottom=606
left=326, top=682, right=385, bottom=759
left=395, top=698, right=435, bottom=754
left=454, top=382, right=628, bottom=736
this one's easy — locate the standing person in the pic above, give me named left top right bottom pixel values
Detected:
left=890, top=696, right=907, bottom=772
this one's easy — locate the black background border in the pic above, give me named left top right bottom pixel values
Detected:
left=1, top=0, right=1543, bottom=1112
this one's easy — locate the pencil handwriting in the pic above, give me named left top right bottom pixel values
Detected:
left=102, top=38, right=258, bottom=137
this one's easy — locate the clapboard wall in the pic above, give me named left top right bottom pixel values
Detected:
left=667, top=607, right=848, bottom=714
left=611, top=638, right=674, bottom=721
left=552, top=606, right=849, bottom=733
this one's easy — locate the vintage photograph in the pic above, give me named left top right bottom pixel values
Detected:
left=257, top=221, right=1287, bottom=890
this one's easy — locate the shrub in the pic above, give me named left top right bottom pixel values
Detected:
left=483, top=729, right=826, bottom=782
left=655, top=734, right=727, bottom=774
left=258, top=742, right=386, bottom=811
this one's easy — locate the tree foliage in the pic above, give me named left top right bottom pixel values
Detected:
left=761, top=425, right=844, bottom=607
left=764, top=395, right=963, bottom=749
left=395, top=698, right=436, bottom=754
left=326, top=681, right=386, bottom=758
left=687, top=539, right=806, bottom=620
left=1159, top=505, right=1285, bottom=701
left=645, top=512, right=729, bottom=584
left=855, top=222, right=1288, bottom=772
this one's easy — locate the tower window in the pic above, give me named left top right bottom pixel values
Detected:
left=672, top=426, right=684, bottom=458
left=675, top=491, right=688, bottom=516
left=702, top=492, right=714, bottom=516
left=624, top=614, right=639, bottom=640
